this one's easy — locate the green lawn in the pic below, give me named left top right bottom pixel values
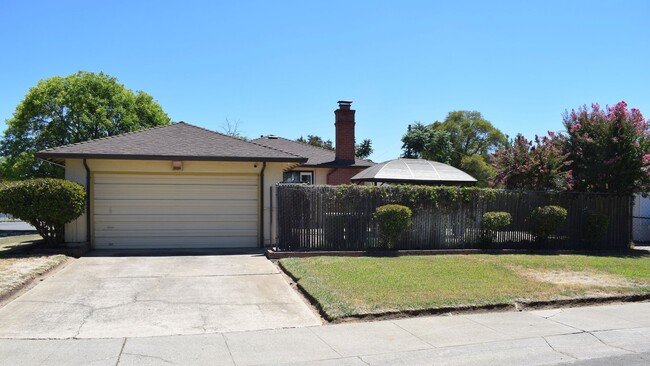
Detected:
left=0, top=234, right=43, bottom=253
left=279, top=254, right=650, bottom=320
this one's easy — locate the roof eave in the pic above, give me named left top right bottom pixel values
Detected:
left=34, top=152, right=307, bottom=164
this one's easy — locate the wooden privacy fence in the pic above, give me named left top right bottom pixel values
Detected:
left=276, top=184, right=632, bottom=251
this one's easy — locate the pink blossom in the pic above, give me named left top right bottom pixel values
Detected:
left=643, top=154, right=650, bottom=164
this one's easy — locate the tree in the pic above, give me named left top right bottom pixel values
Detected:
left=401, top=122, right=453, bottom=163
left=297, top=135, right=334, bottom=150
left=0, top=71, right=171, bottom=179
left=460, top=154, right=495, bottom=187
left=432, top=111, right=508, bottom=167
left=219, top=117, right=247, bottom=139
left=562, top=101, right=650, bottom=194
left=355, top=139, right=373, bottom=159
left=492, top=133, right=572, bottom=190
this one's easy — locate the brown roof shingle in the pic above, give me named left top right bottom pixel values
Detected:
left=252, top=136, right=375, bottom=168
left=35, top=122, right=307, bottom=163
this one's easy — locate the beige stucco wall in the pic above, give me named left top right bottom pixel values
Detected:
left=64, top=159, right=88, bottom=243
left=64, top=158, right=292, bottom=247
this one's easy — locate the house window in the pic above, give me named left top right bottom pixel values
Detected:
left=283, top=171, right=314, bottom=184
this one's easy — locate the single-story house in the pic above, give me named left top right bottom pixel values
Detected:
left=35, top=101, right=373, bottom=250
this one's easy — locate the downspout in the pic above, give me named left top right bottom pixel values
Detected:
left=259, top=161, right=267, bottom=248
left=82, top=159, right=91, bottom=245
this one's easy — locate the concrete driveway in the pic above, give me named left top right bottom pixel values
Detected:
left=0, top=251, right=321, bottom=339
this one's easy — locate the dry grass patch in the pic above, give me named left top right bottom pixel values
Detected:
left=0, top=234, right=68, bottom=300
left=0, top=255, right=68, bottom=298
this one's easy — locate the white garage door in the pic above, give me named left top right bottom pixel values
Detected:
left=93, top=173, right=259, bottom=249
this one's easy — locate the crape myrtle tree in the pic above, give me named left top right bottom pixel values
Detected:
left=492, top=133, right=572, bottom=191
left=0, top=71, right=171, bottom=179
left=492, top=101, right=650, bottom=194
left=562, top=102, right=650, bottom=194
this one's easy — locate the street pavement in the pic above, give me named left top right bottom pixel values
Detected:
left=0, top=301, right=648, bottom=365
left=0, top=221, right=35, bottom=232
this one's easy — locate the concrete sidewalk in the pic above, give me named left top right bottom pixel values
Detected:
left=0, top=302, right=648, bottom=365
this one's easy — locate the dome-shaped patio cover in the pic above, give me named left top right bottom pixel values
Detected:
left=350, top=158, right=477, bottom=185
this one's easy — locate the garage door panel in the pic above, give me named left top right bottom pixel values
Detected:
left=94, top=185, right=257, bottom=200
left=94, top=200, right=257, bottom=216
left=93, top=173, right=258, bottom=249
left=94, top=221, right=257, bottom=231
left=95, top=174, right=256, bottom=185
left=95, top=214, right=257, bottom=223
left=94, top=236, right=257, bottom=248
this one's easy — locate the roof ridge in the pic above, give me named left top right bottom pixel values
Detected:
left=39, top=123, right=175, bottom=152
left=254, top=135, right=375, bottom=165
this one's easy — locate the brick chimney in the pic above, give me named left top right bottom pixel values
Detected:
left=334, top=100, right=356, bottom=164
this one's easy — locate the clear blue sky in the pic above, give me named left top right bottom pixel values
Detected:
left=1, top=0, right=648, bottom=162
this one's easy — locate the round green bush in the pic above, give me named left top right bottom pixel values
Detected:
left=585, top=212, right=609, bottom=241
left=0, top=178, right=86, bottom=245
left=530, top=205, right=568, bottom=242
left=373, top=204, right=412, bottom=249
left=480, top=211, right=512, bottom=245
left=481, top=211, right=512, bottom=232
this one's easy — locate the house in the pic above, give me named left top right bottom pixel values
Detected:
left=252, top=101, right=374, bottom=185
left=35, top=101, right=373, bottom=250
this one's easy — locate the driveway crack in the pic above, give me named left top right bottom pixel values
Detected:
left=114, top=338, right=127, bottom=366
left=543, top=336, right=577, bottom=360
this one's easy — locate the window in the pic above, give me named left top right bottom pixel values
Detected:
left=283, top=171, right=314, bottom=184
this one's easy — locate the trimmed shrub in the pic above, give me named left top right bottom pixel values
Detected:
left=480, top=211, right=512, bottom=245
left=585, top=212, right=609, bottom=241
left=373, top=204, right=412, bottom=249
left=0, top=178, right=86, bottom=245
left=530, top=205, right=568, bottom=242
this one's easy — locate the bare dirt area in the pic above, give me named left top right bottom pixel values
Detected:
left=519, top=269, right=639, bottom=288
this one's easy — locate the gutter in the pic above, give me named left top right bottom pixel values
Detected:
left=82, top=159, right=91, bottom=245
left=259, top=161, right=267, bottom=248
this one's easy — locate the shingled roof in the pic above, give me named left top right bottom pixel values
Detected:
left=35, top=122, right=307, bottom=164
left=252, top=135, right=375, bottom=168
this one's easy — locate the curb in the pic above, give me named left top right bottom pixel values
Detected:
left=266, top=248, right=649, bottom=259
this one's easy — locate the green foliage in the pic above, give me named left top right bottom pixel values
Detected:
left=334, top=184, right=498, bottom=208
left=460, top=154, right=495, bottom=187
left=401, top=122, right=453, bottom=163
left=296, top=135, right=334, bottom=150
left=584, top=212, right=609, bottom=241
left=481, top=212, right=512, bottom=231
left=481, top=211, right=512, bottom=246
left=530, top=205, right=568, bottom=242
left=0, top=71, right=171, bottom=179
left=492, top=133, right=571, bottom=190
left=563, top=102, right=650, bottom=194
left=355, top=139, right=374, bottom=159
left=0, top=178, right=86, bottom=245
left=432, top=111, right=508, bottom=167
left=373, top=204, right=412, bottom=248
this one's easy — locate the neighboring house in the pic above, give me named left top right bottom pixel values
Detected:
left=252, top=101, right=374, bottom=185
left=633, top=193, right=650, bottom=242
left=34, top=101, right=373, bottom=250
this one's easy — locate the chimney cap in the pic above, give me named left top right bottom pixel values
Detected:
left=337, top=100, right=352, bottom=107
